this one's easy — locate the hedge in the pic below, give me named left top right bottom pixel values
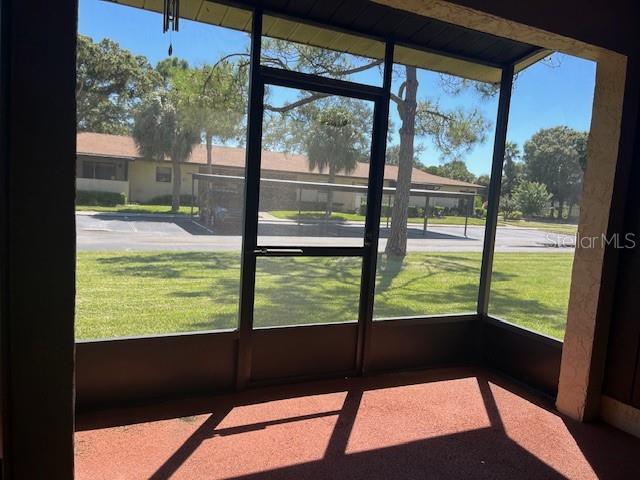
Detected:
left=77, top=190, right=126, bottom=207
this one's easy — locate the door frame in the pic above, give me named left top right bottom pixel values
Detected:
left=235, top=7, right=395, bottom=388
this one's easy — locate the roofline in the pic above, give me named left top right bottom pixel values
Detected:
left=193, top=173, right=479, bottom=197
left=79, top=150, right=483, bottom=189
left=77, top=151, right=137, bottom=161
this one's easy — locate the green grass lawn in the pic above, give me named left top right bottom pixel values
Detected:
left=269, top=210, right=486, bottom=226
left=76, top=251, right=573, bottom=340
left=268, top=210, right=577, bottom=235
left=499, top=219, right=577, bottom=235
left=76, top=204, right=198, bottom=215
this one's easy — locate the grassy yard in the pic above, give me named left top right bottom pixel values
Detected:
left=269, top=210, right=486, bottom=226
left=269, top=210, right=577, bottom=235
left=76, top=251, right=573, bottom=340
left=76, top=204, right=197, bottom=215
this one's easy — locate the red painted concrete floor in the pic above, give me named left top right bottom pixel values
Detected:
left=75, top=368, right=640, bottom=479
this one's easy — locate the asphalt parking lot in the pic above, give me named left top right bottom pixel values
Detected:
left=76, top=212, right=576, bottom=252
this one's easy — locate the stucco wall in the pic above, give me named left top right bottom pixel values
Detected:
left=128, top=160, right=200, bottom=203
left=76, top=178, right=129, bottom=196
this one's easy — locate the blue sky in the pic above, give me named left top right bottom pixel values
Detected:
left=79, top=0, right=596, bottom=176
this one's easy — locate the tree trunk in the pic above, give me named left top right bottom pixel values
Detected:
left=567, top=203, right=574, bottom=220
left=201, top=135, right=214, bottom=225
left=326, top=165, right=336, bottom=218
left=385, top=66, right=418, bottom=258
left=206, top=134, right=213, bottom=171
left=171, top=155, right=181, bottom=213
left=557, top=198, right=564, bottom=221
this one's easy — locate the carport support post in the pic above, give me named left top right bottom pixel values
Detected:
left=423, top=194, right=429, bottom=235
left=297, top=186, right=301, bottom=228
left=464, top=197, right=470, bottom=238
left=191, top=176, right=195, bottom=218
left=477, top=65, right=514, bottom=316
left=386, top=194, right=391, bottom=228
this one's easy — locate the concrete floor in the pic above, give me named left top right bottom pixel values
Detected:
left=75, top=368, right=640, bottom=480
left=76, top=212, right=576, bottom=253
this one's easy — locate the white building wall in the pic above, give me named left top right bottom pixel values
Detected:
left=76, top=178, right=129, bottom=196
left=128, top=160, right=200, bottom=203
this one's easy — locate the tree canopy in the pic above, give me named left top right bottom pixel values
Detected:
left=502, top=141, right=524, bottom=197
left=77, top=35, right=161, bottom=134
left=513, top=181, right=552, bottom=217
left=424, top=160, right=476, bottom=184
left=132, top=92, right=200, bottom=212
left=523, top=126, right=587, bottom=219
left=170, top=60, right=248, bottom=166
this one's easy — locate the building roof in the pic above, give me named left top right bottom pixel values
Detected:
left=77, top=132, right=482, bottom=189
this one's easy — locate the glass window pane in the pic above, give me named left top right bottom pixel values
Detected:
left=156, top=166, right=172, bottom=183
left=254, top=257, right=362, bottom=328
left=373, top=46, right=498, bottom=320
left=258, top=86, right=374, bottom=247
left=489, top=53, right=596, bottom=340
left=261, top=15, right=385, bottom=86
left=76, top=0, right=250, bottom=339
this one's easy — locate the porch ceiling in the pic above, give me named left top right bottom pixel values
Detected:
left=104, top=0, right=548, bottom=83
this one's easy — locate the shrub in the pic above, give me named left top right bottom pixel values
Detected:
left=499, top=196, right=519, bottom=221
left=431, top=205, right=445, bottom=217
left=509, top=210, right=523, bottom=221
left=475, top=207, right=486, bottom=218
left=513, top=181, right=552, bottom=217
left=77, top=190, right=126, bottom=207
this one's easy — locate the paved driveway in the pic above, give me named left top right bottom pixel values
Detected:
left=76, top=212, right=575, bottom=252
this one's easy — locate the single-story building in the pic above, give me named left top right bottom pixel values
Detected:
left=76, top=132, right=483, bottom=212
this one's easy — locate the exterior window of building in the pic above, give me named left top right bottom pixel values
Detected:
left=82, top=160, right=117, bottom=180
left=156, top=166, right=172, bottom=183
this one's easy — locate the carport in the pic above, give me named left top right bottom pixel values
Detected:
left=191, top=172, right=479, bottom=236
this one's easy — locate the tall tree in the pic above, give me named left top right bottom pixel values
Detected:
left=305, top=103, right=369, bottom=216
left=172, top=60, right=248, bottom=169
left=170, top=60, right=249, bottom=224
left=424, top=160, right=476, bottom=183
left=476, top=174, right=491, bottom=203
left=156, top=57, right=190, bottom=85
left=263, top=94, right=371, bottom=217
left=76, top=35, right=160, bottom=134
left=523, top=126, right=586, bottom=220
left=502, top=141, right=524, bottom=197
left=386, top=144, right=426, bottom=167
left=132, top=92, right=200, bottom=212
left=385, top=66, right=489, bottom=256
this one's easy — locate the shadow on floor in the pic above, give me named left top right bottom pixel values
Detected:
left=76, top=368, right=640, bottom=480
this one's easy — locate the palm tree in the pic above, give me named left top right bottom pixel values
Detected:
left=305, top=104, right=367, bottom=217
left=133, top=92, right=200, bottom=212
left=171, top=61, right=248, bottom=225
